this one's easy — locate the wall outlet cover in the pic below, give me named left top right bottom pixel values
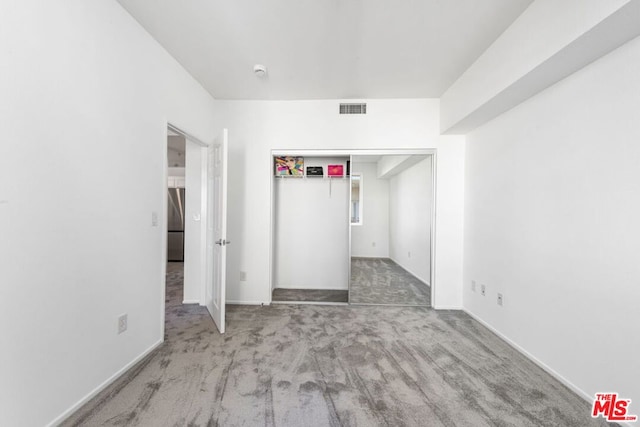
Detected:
left=118, top=314, right=128, bottom=334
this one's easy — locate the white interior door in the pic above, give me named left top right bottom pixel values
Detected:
left=205, top=129, right=228, bottom=333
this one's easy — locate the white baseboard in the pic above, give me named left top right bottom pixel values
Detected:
left=388, top=256, right=430, bottom=286
left=48, top=339, right=163, bottom=427
left=273, top=287, right=349, bottom=291
left=463, top=309, right=592, bottom=401
left=271, top=300, right=349, bottom=306
left=351, top=254, right=390, bottom=259
left=226, top=300, right=270, bottom=306
left=465, top=310, right=635, bottom=427
left=182, top=299, right=200, bottom=304
left=432, top=305, right=463, bottom=310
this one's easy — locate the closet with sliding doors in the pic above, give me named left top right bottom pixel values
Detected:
left=271, top=152, right=351, bottom=303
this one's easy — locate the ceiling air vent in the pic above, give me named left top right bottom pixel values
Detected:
left=339, top=103, right=367, bottom=115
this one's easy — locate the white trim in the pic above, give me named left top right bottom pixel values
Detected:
left=182, top=299, right=200, bottom=304
left=226, top=300, right=271, bottom=305
left=431, top=305, right=463, bottom=310
left=273, top=287, right=348, bottom=292
left=160, top=124, right=169, bottom=347
left=461, top=310, right=637, bottom=426
left=463, top=309, right=592, bottom=402
left=167, top=123, right=208, bottom=147
left=429, top=153, right=437, bottom=309
left=271, top=301, right=349, bottom=307
left=48, top=339, right=163, bottom=427
left=350, top=303, right=430, bottom=307
left=347, top=154, right=353, bottom=303
left=388, top=256, right=430, bottom=287
left=268, top=153, right=275, bottom=304
left=272, top=148, right=435, bottom=157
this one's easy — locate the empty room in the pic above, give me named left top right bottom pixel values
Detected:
left=1, top=1, right=639, bottom=426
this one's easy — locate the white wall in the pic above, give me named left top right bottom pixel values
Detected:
left=0, top=1, right=217, bottom=426
left=351, top=162, right=390, bottom=258
left=168, top=167, right=186, bottom=178
left=274, top=165, right=349, bottom=290
left=389, top=158, right=433, bottom=284
left=213, top=99, right=465, bottom=308
left=464, top=35, right=640, bottom=405
left=440, top=0, right=632, bottom=133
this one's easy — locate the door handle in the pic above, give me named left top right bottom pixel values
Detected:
left=215, top=239, right=231, bottom=246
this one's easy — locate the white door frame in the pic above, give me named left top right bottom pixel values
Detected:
left=269, top=148, right=437, bottom=307
left=162, top=123, right=209, bottom=338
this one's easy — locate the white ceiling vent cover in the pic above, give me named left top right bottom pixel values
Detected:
left=339, top=103, right=367, bottom=114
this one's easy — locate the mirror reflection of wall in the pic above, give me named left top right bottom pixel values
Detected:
left=350, top=155, right=433, bottom=307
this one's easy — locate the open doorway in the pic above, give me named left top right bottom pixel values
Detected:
left=162, top=125, right=210, bottom=335
left=163, top=125, right=228, bottom=336
left=164, top=124, right=230, bottom=338
left=349, top=154, right=433, bottom=306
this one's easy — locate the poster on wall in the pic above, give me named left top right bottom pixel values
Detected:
left=275, top=156, right=304, bottom=176
left=327, top=164, right=344, bottom=177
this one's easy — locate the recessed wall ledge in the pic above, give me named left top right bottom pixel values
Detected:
left=441, top=0, right=640, bottom=135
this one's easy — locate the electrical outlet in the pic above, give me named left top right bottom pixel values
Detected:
left=239, top=271, right=247, bottom=281
left=471, top=280, right=476, bottom=292
left=480, top=284, right=486, bottom=296
left=151, top=212, right=158, bottom=227
left=118, top=314, right=128, bottom=334
left=408, top=251, right=411, bottom=258
left=497, top=293, right=503, bottom=306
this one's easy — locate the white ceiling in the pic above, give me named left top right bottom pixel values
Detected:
left=117, top=0, right=533, bottom=100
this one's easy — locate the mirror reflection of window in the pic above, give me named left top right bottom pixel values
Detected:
left=351, top=175, right=362, bottom=225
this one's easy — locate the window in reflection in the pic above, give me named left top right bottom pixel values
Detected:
left=351, top=175, right=362, bottom=225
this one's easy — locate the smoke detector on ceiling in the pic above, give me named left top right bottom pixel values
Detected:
left=253, top=64, right=267, bottom=78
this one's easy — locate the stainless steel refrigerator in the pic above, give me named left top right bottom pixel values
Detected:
left=167, top=188, right=185, bottom=262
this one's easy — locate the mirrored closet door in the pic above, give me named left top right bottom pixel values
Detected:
left=349, top=154, right=433, bottom=307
